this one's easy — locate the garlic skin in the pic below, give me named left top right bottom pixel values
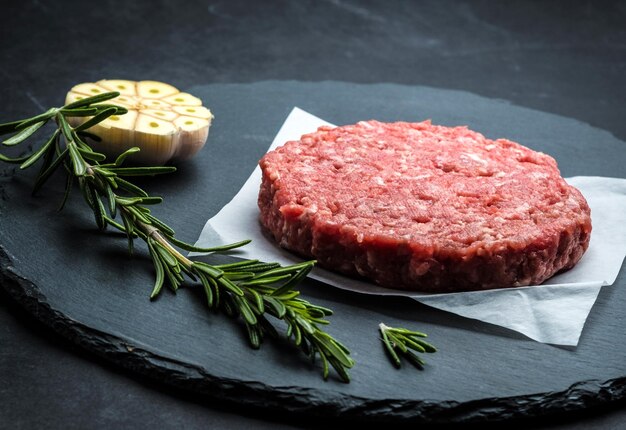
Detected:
left=65, top=80, right=213, bottom=165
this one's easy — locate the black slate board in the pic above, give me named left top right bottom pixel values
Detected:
left=1, top=81, right=625, bottom=424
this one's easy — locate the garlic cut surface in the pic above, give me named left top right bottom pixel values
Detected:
left=65, top=80, right=213, bottom=165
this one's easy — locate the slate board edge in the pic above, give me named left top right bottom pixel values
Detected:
left=1, top=246, right=625, bottom=424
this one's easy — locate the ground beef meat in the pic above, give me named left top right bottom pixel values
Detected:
left=258, top=120, right=592, bottom=292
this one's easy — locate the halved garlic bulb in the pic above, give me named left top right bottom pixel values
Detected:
left=65, top=80, right=213, bottom=165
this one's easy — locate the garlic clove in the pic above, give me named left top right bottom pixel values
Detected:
left=172, top=105, right=212, bottom=119
left=141, top=109, right=179, bottom=121
left=136, top=81, right=179, bottom=99
left=135, top=114, right=178, bottom=135
left=69, top=82, right=109, bottom=97
left=100, top=109, right=139, bottom=130
left=97, top=79, right=137, bottom=96
left=173, top=116, right=211, bottom=161
left=161, top=92, right=202, bottom=106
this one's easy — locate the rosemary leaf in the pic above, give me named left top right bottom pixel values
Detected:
left=94, top=104, right=128, bottom=115
left=213, top=259, right=260, bottom=270
left=16, top=108, right=58, bottom=129
left=92, top=166, right=117, bottom=178
left=76, top=130, right=102, bottom=142
left=153, top=240, right=178, bottom=268
left=192, top=261, right=224, bottom=278
left=217, top=276, right=245, bottom=297
left=3, top=120, right=47, bottom=146
left=57, top=114, right=74, bottom=143
left=208, top=275, right=220, bottom=307
left=291, top=323, right=302, bottom=346
left=226, top=262, right=281, bottom=273
left=106, top=166, right=177, bottom=176
left=222, top=271, right=255, bottom=281
left=116, top=196, right=147, bottom=206
left=147, top=241, right=166, bottom=299
left=271, top=262, right=314, bottom=297
left=67, top=142, right=87, bottom=176
left=327, top=356, right=351, bottom=382
left=58, top=171, right=74, bottom=212
left=86, top=183, right=106, bottom=230
left=271, top=290, right=300, bottom=301
left=0, top=152, right=30, bottom=164
left=319, top=351, right=330, bottom=379
left=113, top=147, right=141, bottom=166
left=120, top=211, right=135, bottom=254
left=404, top=351, right=426, bottom=369
left=380, top=328, right=401, bottom=367
left=233, top=295, right=257, bottom=326
left=75, top=107, right=118, bottom=132
left=198, top=273, right=214, bottom=307
left=126, top=205, right=151, bottom=225
left=166, top=237, right=252, bottom=254
left=103, top=215, right=128, bottom=233
left=254, top=261, right=312, bottom=279
left=60, top=107, right=100, bottom=117
left=240, top=274, right=292, bottom=286
left=263, top=296, right=287, bottom=318
left=0, top=119, right=26, bottom=135
left=103, top=183, right=116, bottom=217
left=63, top=91, right=120, bottom=109
left=164, top=267, right=180, bottom=292
left=295, top=314, right=316, bottom=335
left=115, top=177, right=149, bottom=197
left=137, top=196, right=163, bottom=205
left=245, top=322, right=262, bottom=349
left=20, top=129, right=60, bottom=169
left=32, top=148, right=69, bottom=194
left=313, top=331, right=354, bottom=368
left=247, top=288, right=264, bottom=314
left=76, top=145, right=107, bottom=162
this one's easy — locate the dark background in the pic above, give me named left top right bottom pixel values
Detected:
left=1, top=1, right=625, bottom=428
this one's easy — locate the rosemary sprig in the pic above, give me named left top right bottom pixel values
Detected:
left=0, top=92, right=354, bottom=382
left=379, top=322, right=436, bottom=369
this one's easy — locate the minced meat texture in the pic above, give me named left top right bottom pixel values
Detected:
left=258, top=120, right=592, bottom=292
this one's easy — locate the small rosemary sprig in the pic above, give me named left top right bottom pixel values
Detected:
left=379, top=322, right=436, bottom=369
left=0, top=91, right=354, bottom=382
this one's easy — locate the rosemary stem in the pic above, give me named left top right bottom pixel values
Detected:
left=0, top=93, right=356, bottom=382
left=135, top=216, right=194, bottom=269
left=83, top=156, right=194, bottom=270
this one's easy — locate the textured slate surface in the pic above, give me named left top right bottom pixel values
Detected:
left=0, top=81, right=625, bottom=424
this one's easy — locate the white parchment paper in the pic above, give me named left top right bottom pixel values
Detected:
left=192, top=107, right=626, bottom=346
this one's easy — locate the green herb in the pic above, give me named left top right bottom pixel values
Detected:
left=0, top=91, right=354, bottom=382
left=379, top=322, right=436, bottom=369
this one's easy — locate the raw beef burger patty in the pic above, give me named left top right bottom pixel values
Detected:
left=258, top=120, right=592, bottom=292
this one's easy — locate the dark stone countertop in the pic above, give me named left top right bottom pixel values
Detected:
left=1, top=1, right=625, bottom=428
